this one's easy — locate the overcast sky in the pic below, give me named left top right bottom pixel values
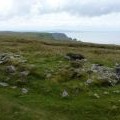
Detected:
left=0, top=0, right=120, bottom=31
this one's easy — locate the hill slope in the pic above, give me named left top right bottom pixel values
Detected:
left=0, top=32, right=120, bottom=120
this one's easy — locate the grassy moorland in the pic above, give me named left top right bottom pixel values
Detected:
left=0, top=32, right=120, bottom=120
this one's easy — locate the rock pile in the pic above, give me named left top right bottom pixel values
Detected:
left=0, top=53, right=30, bottom=87
left=0, top=53, right=27, bottom=64
left=53, top=53, right=120, bottom=87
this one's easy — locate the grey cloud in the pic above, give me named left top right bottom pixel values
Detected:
left=65, top=1, right=120, bottom=16
left=38, top=0, right=120, bottom=16
left=1, top=0, right=120, bottom=20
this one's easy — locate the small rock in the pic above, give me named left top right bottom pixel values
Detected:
left=62, top=90, right=69, bottom=98
left=46, top=73, right=52, bottom=79
left=112, top=105, right=118, bottom=110
left=0, top=82, right=9, bottom=87
left=21, top=88, right=28, bottom=94
left=93, top=93, right=100, bottom=99
left=113, top=90, right=120, bottom=94
left=14, top=55, right=21, bottom=57
left=86, top=79, right=93, bottom=85
left=20, top=71, right=30, bottom=77
left=0, top=61, right=3, bottom=64
left=11, top=86, right=17, bottom=89
left=103, top=91, right=109, bottom=95
left=6, top=65, right=16, bottom=73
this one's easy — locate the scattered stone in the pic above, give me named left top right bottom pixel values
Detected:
left=62, top=90, right=69, bottom=98
left=113, top=90, right=120, bottom=94
left=20, top=71, right=30, bottom=77
left=14, top=55, right=21, bottom=57
left=70, top=61, right=84, bottom=68
left=91, top=64, right=101, bottom=73
left=86, top=79, right=93, bottom=85
left=46, top=73, right=52, bottom=79
left=0, top=82, right=9, bottom=87
left=0, top=61, right=3, bottom=64
left=112, top=105, right=118, bottom=110
left=73, top=68, right=81, bottom=74
left=65, top=53, right=85, bottom=61
left=87, top=70, right=93, bottom=75
left=103, top=91, right=109, bottom=95
left=11, top=86, right=17, bottom=89
left=6, top=65, right=16, bottom=73
left=21, top=88, right=28, bottom=94
left=93, top=93, right=100, bottom=99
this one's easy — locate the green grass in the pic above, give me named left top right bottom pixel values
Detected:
left=0, top=32, right=120, bottom=120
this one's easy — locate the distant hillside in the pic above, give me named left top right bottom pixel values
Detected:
left=0, top=31, right=72, bottom=41
left=0, top=31, right=54, bottom=41
left=51, top=33, right=72, bottom=40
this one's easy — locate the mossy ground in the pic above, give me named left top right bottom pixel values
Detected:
left=0, top=33, right=120, bottom=120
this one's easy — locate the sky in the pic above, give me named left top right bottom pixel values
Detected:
left=0, top=0, right=120, bottom=31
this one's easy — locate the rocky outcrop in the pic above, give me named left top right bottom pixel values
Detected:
left=0, top=53, right=31, bottom=87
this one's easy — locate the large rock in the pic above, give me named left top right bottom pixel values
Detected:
left=65, top=53, right=85, bottom=61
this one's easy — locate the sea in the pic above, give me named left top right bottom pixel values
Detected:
left=65, top=31, right=120, bottom=45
